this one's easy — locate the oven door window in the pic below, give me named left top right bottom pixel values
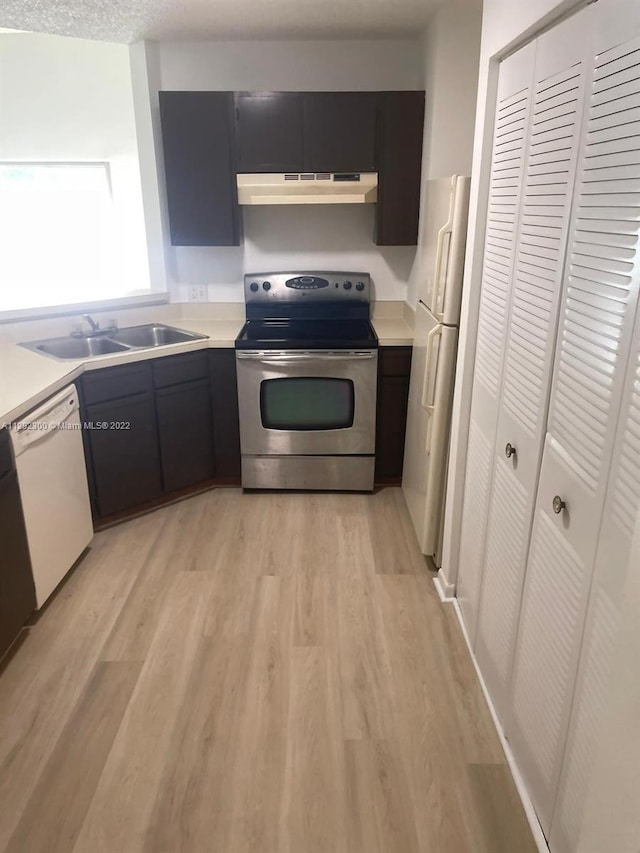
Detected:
left=260, top=378, right=355, bottom=430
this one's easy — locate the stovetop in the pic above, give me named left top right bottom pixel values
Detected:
left=235, top=317, right=378, bottom=351
left=236, top=270, right=377, bottom=351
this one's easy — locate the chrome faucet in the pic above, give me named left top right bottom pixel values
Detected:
left=83, top=314, right=100, bottom=332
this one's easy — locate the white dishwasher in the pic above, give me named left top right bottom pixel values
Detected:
left=11, top=384, right=93, bottom=608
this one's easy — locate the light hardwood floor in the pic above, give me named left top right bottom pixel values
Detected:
left=0, top=488, right=537, bottom=853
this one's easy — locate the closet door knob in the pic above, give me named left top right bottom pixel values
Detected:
left=552, top=495, right=566, bottom=514
left=505, top=442, right=516, bottom=459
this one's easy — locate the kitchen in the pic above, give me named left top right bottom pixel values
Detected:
left=1, top=0, right=639, bottom=852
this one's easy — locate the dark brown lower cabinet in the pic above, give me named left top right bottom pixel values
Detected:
left=85, top=392, right=163, bottom=517
left=0, top=429, right=36, bottom=660
left=210, top=349, right=241, bottom=480
left=375, top=346, right=412, bottom=483
left=156, top=379, right=215, bottom=493
left=79, top=349, right=241, bottom=521
left=79, top=345, right=411, bottom=515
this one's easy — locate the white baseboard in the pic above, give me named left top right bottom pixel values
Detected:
left=433, top=569, right=456, bottom=601
left=450, top=598, right=550, bottom=853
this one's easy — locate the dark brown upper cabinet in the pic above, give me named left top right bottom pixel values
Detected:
left=235, top=92, right=304, bottom=173
left=303, top=93, right=377, bottom=173
left=375, top=91, right=425, bottom=246
left=159, top=91, right=240, bottom=247
left=159, top=89, right=425, bottom=247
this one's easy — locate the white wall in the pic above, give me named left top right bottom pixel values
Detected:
left=129, top=41, right=171, bottom=294
left=421, top=3, right=482, bottom=180
left=407, top=2, right=482, bottom=307
left=150, top=38, right=424, bottom=302
left=441, top=0, right=586, bottom=593
left=158, top=39, right=423, bottom=92
left=0, top=33, right=152, bottom=301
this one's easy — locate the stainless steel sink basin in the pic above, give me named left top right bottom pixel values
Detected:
left=109, top=324, right=205, bottom=348
left=31, top=336, right=130, bottom=360
left=21, top=323, right=209, bottom=361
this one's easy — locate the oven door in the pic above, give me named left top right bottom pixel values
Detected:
left=236, top=350, right=378, bottom=456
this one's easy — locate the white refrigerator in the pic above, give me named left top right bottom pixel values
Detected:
left=403, top=175, right=470, bottom=566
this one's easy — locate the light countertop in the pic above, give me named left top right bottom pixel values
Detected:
left=0, top=303, right=413, bottom=425
left=372, top=317, right=415, bottom=347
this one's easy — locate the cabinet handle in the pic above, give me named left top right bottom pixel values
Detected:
left=505, top=442, right=516, bottom=459
left=552, top=495, right=566, bottom=514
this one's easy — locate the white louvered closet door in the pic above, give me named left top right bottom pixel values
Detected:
left=475, top=8, right=592, bottom=723
left=507, top=0, right=640, bottom=836
left=550, top=312, right=640, bottom=853
left=456, top=43, right=535, bottom=640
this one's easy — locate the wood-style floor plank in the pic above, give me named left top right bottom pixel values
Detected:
left=100, top=494, right=211, bottom=661
left=465, top=763, right=538, bottom=853
left=222, top=575, right=294, bottom=853
left=142, top=631, right=252, bottom=853
left=345, top=738, right=421, bottom=853
left=4, top=660, right=141, bottom=853
left=0, top=509, right=164, bottom=849
left=72, top=571, right=212, bottom=853
left=280, top=646, right=347, bottom=853
left=0, top=487, right=538, bottom=853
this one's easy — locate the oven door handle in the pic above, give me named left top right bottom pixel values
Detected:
left=236, top=351, right=377, bottom=363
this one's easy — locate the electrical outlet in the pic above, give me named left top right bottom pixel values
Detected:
left=188, top=285, right=208, bottom=303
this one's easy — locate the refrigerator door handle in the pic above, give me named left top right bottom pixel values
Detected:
left=432, top=218, right=453, bottom=322
left=421, top=325, right=442, bottom=412
left=422, top=325, right=443, bottom=454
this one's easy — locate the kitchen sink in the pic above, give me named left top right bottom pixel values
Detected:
left=32, top=336, right=130, bottom=360
left=21, top=324, right=209, bottom=361
left=109, top=324, right=204, bottom=348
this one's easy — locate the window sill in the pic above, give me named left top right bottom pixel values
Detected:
left=0, top=291, right=170, bottom=325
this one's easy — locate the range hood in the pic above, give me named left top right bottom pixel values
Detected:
left=237, top=172, right=378, bottom=205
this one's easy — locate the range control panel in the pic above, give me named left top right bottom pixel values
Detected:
left=244, top=271, right=371, bottom=304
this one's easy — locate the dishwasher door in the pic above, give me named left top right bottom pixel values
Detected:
left=0, top=430, right=36, bottom=659
left=11, top=385, right=93, bottom=608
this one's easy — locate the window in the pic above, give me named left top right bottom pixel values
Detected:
left=0, top=162, right=125, bottom=312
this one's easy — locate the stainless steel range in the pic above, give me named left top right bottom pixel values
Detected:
left=235, top=271, right=378, bottom=491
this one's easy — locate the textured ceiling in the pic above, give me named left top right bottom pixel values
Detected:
left=0, top=0, right=450, bottom=43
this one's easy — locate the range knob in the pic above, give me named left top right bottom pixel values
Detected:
left=343, top=280, right=353, bottom=290
left=262, top=281, right=271, bottom=291
left=249, top=282, right=259, bottom=292
left=355, top=281, right=365, bottom=291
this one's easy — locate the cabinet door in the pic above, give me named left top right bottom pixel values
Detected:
left=550, top=316, right=640, bottom=853
left=156, top=379, right=215, bottom=493
left=0, top=464, right=36, bottom=660
left=507, top=4, right=640, bottom=832
left=210, top=349, right=241, bottom=481
left=375, top=91, right=425, bottom=246
left=86, top=393, right=162, bottom=518
left=456, top=44, right=536, bottom=641
left=159, top=91, right=239, bottom=246
left=474, top=10, right=590, bottom=722
left=235, top=92, right=303, bottom=173
left=375, top=347, right=412, bottom=482
left=303, top=93, right=377, bottom=173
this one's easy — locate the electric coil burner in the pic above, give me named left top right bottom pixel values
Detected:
left=235, top=271, right=378, bottom=491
